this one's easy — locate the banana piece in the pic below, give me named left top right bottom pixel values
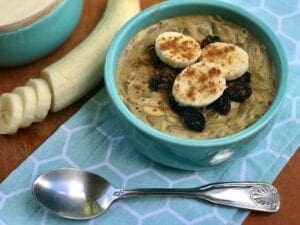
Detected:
left=13, top=86, right=37, bottom=128
left=42, top=0, right=140, bottom=112
left=0, top=93, right=23, bottom=134
left=172, top=62, right=226, bottom=107
left=26, top=78, right=51, bottom=122
left=200, top=42, right=249, bottom=80
left=155, top=32, right=201, bottom=68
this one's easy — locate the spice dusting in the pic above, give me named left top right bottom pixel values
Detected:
left=159, top=35, right=199, bottom=60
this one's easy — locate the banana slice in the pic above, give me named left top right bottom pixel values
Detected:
left=172, top=62, right=226, bottom=107
left=155, top=32, right=201, bottom=68
left=13, top=86, right=37, bottom=128
left=26, top=78, right=51, bottom=122
left=0, top=93, right=23, bottom=134
left=200, top=42, right=249, bottom=80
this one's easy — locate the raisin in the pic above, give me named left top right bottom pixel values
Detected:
left=182, top=107, right=206, bottom=131
left=225, top=83, right=252, bottom=102
left=211, top=93, right=231, bottom=115
left=168, top=94, right=186, bottom=114
left=160, top=66, right=179, bottom=79
left=232, top=72, right=251, bottom=84
left=225, top=71, right=252, bottom=102
left=149, top=66, right=178, bottom=91
left=149, top=74, right=171, bottom=91
left=200, top=35, right=221, bottom=48
left=148, top=45, right=182, bottom=92
left=148, top=77, right=160, bottom=91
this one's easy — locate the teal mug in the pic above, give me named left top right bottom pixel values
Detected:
left=0, top=0, right=83, bottom=67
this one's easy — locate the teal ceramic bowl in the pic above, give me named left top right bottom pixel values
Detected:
left=104, top=0, right=288, bottom=170
left=0, top=0, right=83, bottom=67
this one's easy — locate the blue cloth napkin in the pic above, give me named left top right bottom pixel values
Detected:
left=1, top=0, right=300, bottom=224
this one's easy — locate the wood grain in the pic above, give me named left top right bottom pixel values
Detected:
left=0, top=1, right=299, bottom=224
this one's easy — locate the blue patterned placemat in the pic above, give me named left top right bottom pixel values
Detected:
left=1, top=0, right=300, bottom=224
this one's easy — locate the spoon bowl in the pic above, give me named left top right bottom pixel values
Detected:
left=32, top=168, right=117, bottom=219
left=32, top=168, right=280, bottom=220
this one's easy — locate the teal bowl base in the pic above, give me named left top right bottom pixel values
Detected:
left=109, top=101, right=278, bottom=170
left=127, top=117, right=277, bottom=170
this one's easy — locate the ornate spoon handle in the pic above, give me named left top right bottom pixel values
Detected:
left=116, top=182, right=280, bottom=212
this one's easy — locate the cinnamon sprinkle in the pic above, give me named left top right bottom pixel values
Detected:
left=203, top=44, right=235, bottom=59
left=176, top=64, right=223, bottom=102
left=159, top=35, right=199, bottom=60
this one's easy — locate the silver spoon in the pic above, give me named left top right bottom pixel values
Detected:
left=32, top=168, right=280, bottom=220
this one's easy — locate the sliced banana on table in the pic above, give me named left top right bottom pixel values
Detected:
left=13, top=86, right=37, bottom=128
left=0, top=93, right=23, bottom=134
left=26, top=78, right=51, bottom=122
left=200, top=42, right=249, bottom=81
left=0, top=0, right=141, bottom=135
left=155, top=32, right=201, bottom=68
left=172, top=61, right=226, bottom=107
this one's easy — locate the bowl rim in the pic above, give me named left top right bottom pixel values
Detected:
left=104, top=0, right=288, bottom=148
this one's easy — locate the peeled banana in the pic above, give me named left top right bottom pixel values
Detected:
left=42, top=0, right=140, bottom=112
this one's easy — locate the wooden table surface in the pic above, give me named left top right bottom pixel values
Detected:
left=0, top=1, right=299, bottom=224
